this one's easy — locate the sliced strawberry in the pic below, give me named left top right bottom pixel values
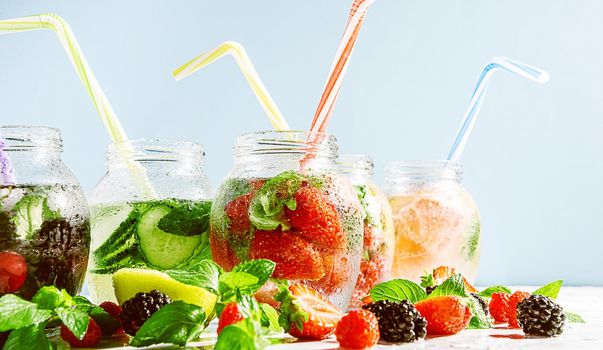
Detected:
left=286, top=186, right=344, bottom=249
left=250, top=231, right=324, bottom=280
left=415, top=295, right=471, bottom=335
left=217, top=302, right=246, bottom=334
left=224, top=193, right=253, bottom=234
left=278, top=283, right=343, bottom=340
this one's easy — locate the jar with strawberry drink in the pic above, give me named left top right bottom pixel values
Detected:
left=0, top=126, right=90, bottom=299
left=337, top=155, right=394, bottom=308
left=210, top=131, right=364, bottom=310
left=384, top=161, right=481, bottom=283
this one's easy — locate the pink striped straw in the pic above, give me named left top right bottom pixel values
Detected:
left=308, top=0, right=376, bottom=142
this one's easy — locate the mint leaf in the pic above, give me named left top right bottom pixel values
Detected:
left=130, top=301, right=206, bottom=347
left=479, top=286, right=512, bottom=298
left=275, top=283, right=308, bottom=333
left=532, top=280, right=563, bottom=299
left=4, top=323, right=53, bottom=350
left=260, top=303, right=282, bottom=332
left=11, top=194, right=59, bottom=239
left=215, top=318, right=271, bottom=350
left=420, top=273, right=435, bottom=288
left=370, top=279, right=427, bottom=303
left=0, top=295, right=53, bottom=332
left=156, top=200, right=212, bottom=236
left=466, top=295, right=491, bottom=329
left=32, top=286, right=73, bottom=310
left=428, top=274, right=468, bottom=298
left=249, top=171, right=305, bottom=230
left=166, top=259, right=222, bottom=294
left=218, top=272, right=260, bottom=300
left=565, top=311, right=585, bottom=323
left=72, top=296, right=120, bottom=336
left=231, top=259, right=276, bottom=293
left=461, top=219, right=481, bottom=260
left=56, top=308, right=90, bottom=340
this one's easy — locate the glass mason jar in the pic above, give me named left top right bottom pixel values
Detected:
left=0, top=126, right=90, bottom=299
left=210, top=131, right=364, bottom=310
left=338, top=155, right=395, bottom=309
left=87, top=139, right=212, bottom=303
left=384, top=161, right=481, bottom=283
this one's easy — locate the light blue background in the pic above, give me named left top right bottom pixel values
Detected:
left=1, top=0, right=601, bottom=286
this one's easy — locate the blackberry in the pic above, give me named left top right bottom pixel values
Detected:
left=470, top=293, right=489, bottom=316
left=120, top=290, right=172, bottom=336
left=363, top=300, right=427, bottom=343
left=516, top=295, right=565, bottom=337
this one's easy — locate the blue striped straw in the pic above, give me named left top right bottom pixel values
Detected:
left=447, top=57, right=550, bottom=162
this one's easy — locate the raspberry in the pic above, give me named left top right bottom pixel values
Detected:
left=286, top=186, right=344, bottom=249
left=517, top=295, right=565, bottom=337
left=100, top=301, right=122, bottom=321
left=224, top=193, right=252, bottom=234
left=336, top=309, right=380, bottom=349
left=489, top=292, right=510, bottom=323
left=507, top=291, right=530, bottom=328
left=415, top=296, right=471, bottom=335
left=120, top=290, right=172, bottom=336
left=250, top=230, right=324, bottom=280
left=0, top=251, right=27, bottom=294
left=97, top=301, right=123, bottom=335
left=217, top=302, right=245, bottom=334
left=60, top=318, right=102, bottom=348
left=363, top=300, right=426, bottom=343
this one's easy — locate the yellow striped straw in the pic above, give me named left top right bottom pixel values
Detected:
left=0, top=13, right=156, bottom=198
left=173, top=41, right=290, bottom=131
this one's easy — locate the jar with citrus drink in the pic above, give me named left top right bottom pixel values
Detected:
left=384, top=161, right=481, bottom=283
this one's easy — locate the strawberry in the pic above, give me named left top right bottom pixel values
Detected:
left=250, top=230, right=324, bottom=280
left=489, top=292, right=510, bottom=323
left=349, top=256, right=385, bottom=308
left=506, top=291, right=530, bottom=328
left=0, top=251, right=27, bottom=294
left=336, top=309, right=380, bottom=349
left=286, top=186, right=344, bottom=249
left=210, top=236, right=240, bottom=271
left=217, top=302, right=246, bottom=334
left=224, top=193, right=253, bottom=234
left=60, top=318, right=102, bottom=348
left=415, top=295, right=471, bottom=335
left=277, top=283, right=343, bottom=340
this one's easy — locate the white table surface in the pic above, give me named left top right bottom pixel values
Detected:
left=95, top=286, right=603, bottom=349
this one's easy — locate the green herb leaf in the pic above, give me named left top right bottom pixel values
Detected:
left=130, top=301, right=206, bottom=347
left=466, top=295, right=491, bottom=329
left=11, top=195, right=59, bottom=239
left=275, top=283, right=308, bottom=333
left=72, top=296, right=121, bottom=336
left=428, top=274, right=468, bottom=298
left=370, top=279, right=427, bottom=303
left=565, top=311, right=586, bottom=323
left=215, top=318, right=271, bottom=350
left=166, top=259, right=222, bottom=294
left=478, top=286, right=512, bottom=298
left=260, top=303, right=282, bottom=332
left=56, top=308, right=90, bottom=340
left=231, top=259, right=276, bottom=293
left=420, top=273, right=435, bottom=288
left=156, top=200, right=212, bottom=236
left=461, top=219, right=481, bottom=260
left=3, top=323, right=53, bottom=350
left=248, top=171, right=305, bottom=230
left=218, top=272, right=260, bottom=300
left=32, top=286, right=73, bottom=310
left=532, top=280, right=563, bottom=299
left=0, top=295, right=53, bottom=332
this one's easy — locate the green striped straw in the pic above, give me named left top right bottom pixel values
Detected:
left=0, top=13, right=156, bottom=198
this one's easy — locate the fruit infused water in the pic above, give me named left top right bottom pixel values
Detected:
left=87, top=140, right=212, bottom=303
left=210, top=131, right=364, bottom=309
left=384, top=161, right=481, bottom=283
left=0, top=126, right=90, bottom=299
left=337, top=155, right=395, bottom=308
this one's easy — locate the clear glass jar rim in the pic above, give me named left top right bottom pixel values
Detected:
left=0, top=125, right=62, bottom=150
left=384, top=160, right=462, bottom=179
left=107, top=138, right=205, bottom=163
left=337, top=154, right=374, bottom=176
left=233, top=130, right=338, bottom=157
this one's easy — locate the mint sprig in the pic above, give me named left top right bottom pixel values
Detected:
left=532, top=280, right=563, bottom=299
left=478, top=286, right=512, bottom=298
left=369, top=279, right=427, bottom=303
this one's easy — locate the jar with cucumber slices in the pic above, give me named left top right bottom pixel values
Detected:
left=87, top=140, right=212, bottom=303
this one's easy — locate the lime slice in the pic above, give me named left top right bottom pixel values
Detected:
left=112, top=268, right=217, bottom=317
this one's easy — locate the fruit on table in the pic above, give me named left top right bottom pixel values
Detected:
left=217, top=302, right=246, bottom=334
left=120, top=290, right=172, bottom=336
left=415, top=295, right=471, bottom=335
left=517, top=295, right=566, bottom=337
left=363, top=300, right=427, bottom=343
left=0, top=251, right=27, bottom=294
left=278, top=283, right=343, bottom=340
left=506, top=290, right=530, bottom=328
left=112, top=268, right=217, bottom=316
left=489, top=292, right=511, bottom=323
left=60, top=318, right=102, bottom=348
left=335, top=309, right=380, bottom=349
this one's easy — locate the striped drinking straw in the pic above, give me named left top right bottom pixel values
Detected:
left=0, top=13, right=156, bottom=197
left=174, top=41, right=290, bottom=131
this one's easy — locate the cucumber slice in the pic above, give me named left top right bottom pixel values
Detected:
left=137, top=205, right=203, bottom=269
